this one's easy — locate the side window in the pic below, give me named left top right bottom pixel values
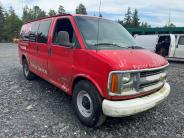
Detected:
left=52, top=18, right=75, bottom=46
left=20, top=24, right=31, bottom=41
left=29, top=22, right=39, bottom=42
left=178, top=36, right=184, bottom=45
left=37, top=20, right=51, bottom=44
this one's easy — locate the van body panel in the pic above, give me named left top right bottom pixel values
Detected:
left=95, top=49, right=168, bottom=70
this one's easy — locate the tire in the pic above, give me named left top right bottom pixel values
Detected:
left=22, top=58, right=36, bottom=80
left=72, top=80, right=106, bottom=127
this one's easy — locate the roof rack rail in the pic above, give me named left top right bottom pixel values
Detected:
left=25, top=14, right=72, bottom=24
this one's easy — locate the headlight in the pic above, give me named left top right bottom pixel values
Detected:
left=109, top=72, right=134, bottom=95
left=121, top=73, right=131, bottom=84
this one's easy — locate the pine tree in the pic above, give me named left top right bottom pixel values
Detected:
left=164, top=23, right=176, bottom=28
left=124, top=7, right=132, bottom=28
left=141, top=22, right=151, bottom=28
left=48, top=9, right=56, bottom=16
left=58, top=5, right=65, bottom=15
left=31, top=6, right=46, bottom=19
left=3, top=7, right=22, bottom=42
left=0, top=5, right=5, bottom=41
left=76, top=4, right=87, bottom=15
left=22, top=6, right=31, bottom=22
left=118, top=19, right=124, bottom=26
left=132, top=9, right=140, bottom=27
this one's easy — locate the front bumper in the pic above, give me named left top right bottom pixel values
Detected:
left=102, top=83, right=170, bottom=117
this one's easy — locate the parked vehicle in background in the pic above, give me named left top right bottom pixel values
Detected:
left=134, top=35, right=158, bottom=52
left=135, top=34, right=184, bottom=61
left=18, top=14, right=170, bottom=127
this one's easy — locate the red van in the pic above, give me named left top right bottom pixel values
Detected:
left=18, top=14, right=170, bottom=127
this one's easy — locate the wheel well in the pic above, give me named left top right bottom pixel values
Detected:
left=22, top=55, right=26, bottom=62
left=72, top=76, right=87, bottom=91
left=72, top=76, right=103, bottom=97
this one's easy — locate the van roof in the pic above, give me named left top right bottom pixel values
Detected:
left=24, top=14, right=102, bottom=24
left=25, top=14, right=72, bottom=24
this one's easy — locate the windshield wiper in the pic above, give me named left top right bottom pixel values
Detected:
left=94, top=43, right=127, bottom=48
left=128, top=46, right=144, bottom=49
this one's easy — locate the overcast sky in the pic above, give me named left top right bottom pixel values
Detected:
left=1, top=0, right=184, bottom=27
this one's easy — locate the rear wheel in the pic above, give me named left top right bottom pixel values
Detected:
left=72, top=80, right=106, bottom=127
left=22, top=58, right=36, bottom=80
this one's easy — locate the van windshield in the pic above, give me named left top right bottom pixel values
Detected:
left=75, top=16, right=139, bottom=49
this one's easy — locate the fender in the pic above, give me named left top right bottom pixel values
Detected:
left=71, top=74, right=104, bottom=97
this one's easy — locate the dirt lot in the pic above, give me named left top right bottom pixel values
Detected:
left=0, top=43, right=184, bottom=138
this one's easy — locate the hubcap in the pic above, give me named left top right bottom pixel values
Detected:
left=24, top=62, right=29, bottom=77
left=77, top=90, right=93, bottom=118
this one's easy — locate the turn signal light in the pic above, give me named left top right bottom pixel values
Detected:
left=110, top=74, right=119, bottom=93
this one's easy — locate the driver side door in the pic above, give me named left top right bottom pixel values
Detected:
left=48, top=17, right=75, bottom=93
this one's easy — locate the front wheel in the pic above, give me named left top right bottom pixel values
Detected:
left=22, top=59, right=36, bottom=80
left=72, top=80, right=106, bottom=127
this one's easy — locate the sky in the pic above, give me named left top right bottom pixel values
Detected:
left=1, top=0, right=184, bottom=27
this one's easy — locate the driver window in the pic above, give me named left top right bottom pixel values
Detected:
left=52, top=18, right=74, bottom=46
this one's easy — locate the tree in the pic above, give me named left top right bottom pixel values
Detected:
left=3, top=7, right=22, bottom=42
left=140, top=22, right=151, bottom=28
left=22, top=5, right=46, bottom=22
left=31, top=6, right=46, bottom=19
left=58, top=5, right=65, bottom=15
left=0, top=5, right=5, bottom=41
left=22, top=5, right=32, bottom=22
left=123, top=7, right=132, bottom=28
left=118, top=7, right=151, bottom=28
left=164, top=23, right=176, bottom=28
left=76, top=4, right=87, bottom=15
left=48, top=9, right=56, bottom=16
left=132, top=9, right=140, bottom=27
left=118, top=19, right=124, bottom=26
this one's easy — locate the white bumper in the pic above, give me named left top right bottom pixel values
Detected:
left=102, top=83, right=170, bottom=117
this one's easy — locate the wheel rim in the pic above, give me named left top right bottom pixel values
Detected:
left=23, top=61, right=29, bottom=77
left=77, top=90, right=93, bottom=118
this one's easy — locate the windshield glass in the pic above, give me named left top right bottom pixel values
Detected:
left=75, top=16, right=139, bottom=49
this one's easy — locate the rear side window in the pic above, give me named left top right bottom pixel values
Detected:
left=29, top=22, right=39, bottom=42
left=178, top=36, right=184, bottom=45
left=37, top=20, right=51, bottom=43
left=20, top=24, right=31, bottom=41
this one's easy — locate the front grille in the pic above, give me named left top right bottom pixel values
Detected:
left=137, top=65, right=168, bottom=92
left=140, top=68, right=165, bottom=77
left=139, top=80, right=160, bottom=89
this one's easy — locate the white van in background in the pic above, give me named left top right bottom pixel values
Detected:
left=135, top=34, right=184, bottom=61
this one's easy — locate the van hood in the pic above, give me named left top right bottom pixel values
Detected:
left=95, top=49, right=168, bottom=70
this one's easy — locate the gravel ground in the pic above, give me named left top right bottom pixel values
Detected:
left=0, top=43, right=184, bottom=138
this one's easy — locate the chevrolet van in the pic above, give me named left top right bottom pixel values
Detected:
left=18, top=14, right=170, bottom=127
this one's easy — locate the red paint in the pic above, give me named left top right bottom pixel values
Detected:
left=18, top=15, right=168, bottom=100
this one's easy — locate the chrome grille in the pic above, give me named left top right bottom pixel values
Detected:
left=137, top=66, right=168, bottom=92
left=140, top=68, right=165, bottom=77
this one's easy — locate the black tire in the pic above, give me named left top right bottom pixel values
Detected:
left=22, top=58, right=36, bottom=80
left=72, top=80, right=106, bottom=127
